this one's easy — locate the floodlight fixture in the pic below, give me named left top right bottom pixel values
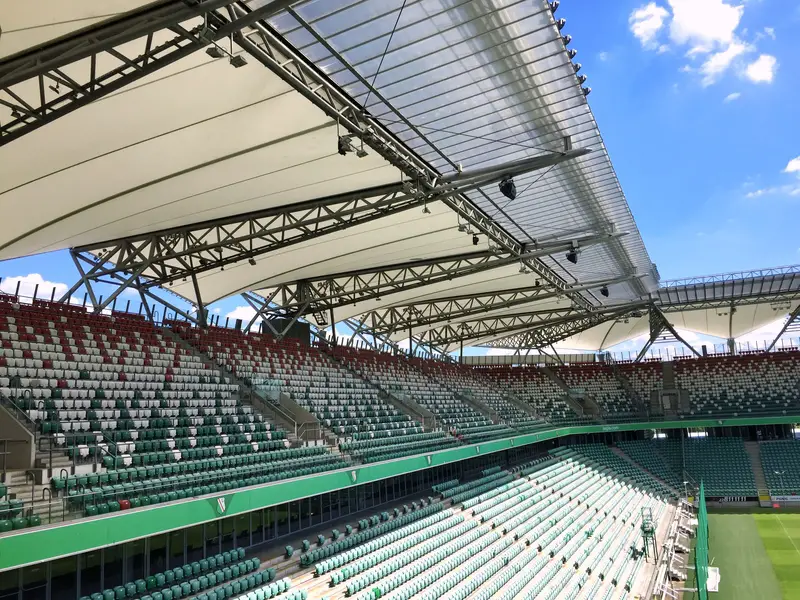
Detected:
left=556, top=18, right=567, bottom=30
left=458, top=223, right=467, bottom=233
left=600, top=286, right=609, bottom=297
left=229, top=54, right=248, bottom=68
left=248, top=258, right=257, bottom=266
left=562, top=35, right=572, bottom=46
left=582, top=87, right=592, bottom=96
left=206, top=46, right=225, bottom=59
left=338, top=136, right=351, bottom=156
left=577, top=74, right=587, bottom=85
left=499, top=176, right=517, bottom=201
left=549, top=1, right=560, bottom=13
left=566, top=249, right=578, bottom=264
left=472, top=235, right=479, bottom=246
left=568, top=49, right=578, bottom=59
left=573, top=63, right=582, bottom=73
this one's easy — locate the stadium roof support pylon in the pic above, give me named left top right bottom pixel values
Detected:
left=635, top=304, right=700, bottom=361
left=63, top=249, right=203, bottom=325
left=765, top=303, right=800, bottom=352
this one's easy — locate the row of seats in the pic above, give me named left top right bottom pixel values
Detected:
left=175, top=327, right=443, bottom=459
left=408, top=358, right=546, bottom=432
left=290, top=455, right=668, bottom=600
left=760, top=440, right=800, bottom=494
left=79, top=548, right=260, bottom=600
left=674, top=352, right=800, bottom=417
left=653, top=438, right=757, bottom=497
left=332, top=347, right=509, bottom=443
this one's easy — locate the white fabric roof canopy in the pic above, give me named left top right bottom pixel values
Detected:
left=9, top=0, right=796, bottom=355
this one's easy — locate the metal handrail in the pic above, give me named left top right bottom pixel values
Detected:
left=25, top=470, right=35, bottom=505
left=41, top=488, right=52, bottom=525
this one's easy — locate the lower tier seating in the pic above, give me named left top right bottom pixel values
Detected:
left=653, top=438, right=757, bottom=497
left=289, top=457, right=670, bottom=600
left=617, top=440, right=684, bottom=491
left=760, top=440, right=800, bottom=494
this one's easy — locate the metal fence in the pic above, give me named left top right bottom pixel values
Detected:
left=695, top=481, right=709, bottom=600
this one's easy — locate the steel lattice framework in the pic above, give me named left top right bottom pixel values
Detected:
left=4, top=0, right=797, bottom=355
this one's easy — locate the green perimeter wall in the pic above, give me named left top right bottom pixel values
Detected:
left=1, top=414, right=797, bottom=571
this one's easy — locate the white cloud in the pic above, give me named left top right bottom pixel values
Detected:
left=700, top=40, right=749, bottom=85
left=629, top=3, right=670, bottom=47
left=486, top=348, right=517, bottom=356
left=225, top=305, right=260, bottom=325
left=744, top=54, right=777, bottom=83
left=213, top=307, right=222, bottom=315
left=785, top=156, right=800, bottom=174
left=723, top=92, right=741, bottom=102
left=0, top=274, right=68, bottom=301
left=668, top=0, right=744, bottom=52
left=745, top=184, right=800, bottom=198
left=631, top=1, right=778, bottom=87
left=598, top=52, right=609, bottom=61
left=736, top=317, right=792, bottom=347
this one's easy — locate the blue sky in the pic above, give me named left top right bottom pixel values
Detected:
left=1, top=0, right=799, bottom=355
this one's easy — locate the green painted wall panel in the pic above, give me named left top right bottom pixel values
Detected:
left=0, top=413, right=796, bottom=570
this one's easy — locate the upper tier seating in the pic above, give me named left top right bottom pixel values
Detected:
left=177, top=327, right=403, bottom=437
left=409, top=359, right=548, bottom=433
left=175, top=327, right=457, bottom=459
left=473, top=366, right=584, bottom=424
left=332, top=347, right=512, bottom=443
left=675, top=352, right=800, bottom=416
left=553, top=365, right=634, bottom=419
left=618, top=362, right=663, bottom=404
left=760, top=440, right=800, bottom=494
left=0, top=300, right=247, bottom=451
left=0, top=300, right=349, bottom=523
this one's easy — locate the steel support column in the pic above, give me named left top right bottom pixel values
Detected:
left=765, top=303, right=800, bottom=352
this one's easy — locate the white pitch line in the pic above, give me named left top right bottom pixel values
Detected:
left=775, top=514, right=800, bottom=558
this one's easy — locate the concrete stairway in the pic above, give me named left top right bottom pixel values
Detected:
left=539, top=366, right=590, bottom=418
left=611, top=447, right=680, bottom=496
left=744, top=441, right=768, bottom=493
left=162, top=326, right=312, bottom=446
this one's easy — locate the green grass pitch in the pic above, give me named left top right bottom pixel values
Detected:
left=692, top=510, right=800, bottom=600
